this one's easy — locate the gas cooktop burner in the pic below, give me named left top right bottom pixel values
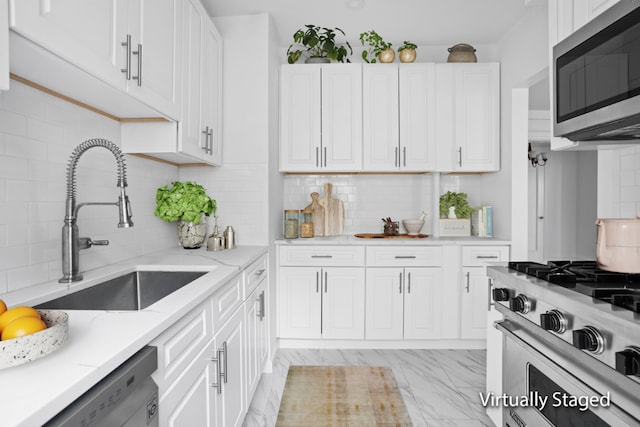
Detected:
left=509, top=260, right=640, bottom=313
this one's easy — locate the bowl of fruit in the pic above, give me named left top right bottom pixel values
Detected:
left=0, top=300, right=69, bottom=369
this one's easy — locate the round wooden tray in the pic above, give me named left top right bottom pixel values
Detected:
left=354, top=233, right=429, bottom=239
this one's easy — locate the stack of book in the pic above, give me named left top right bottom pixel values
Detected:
left=471, top=206, right=493, bottom=237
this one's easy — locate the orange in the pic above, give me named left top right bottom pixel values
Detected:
left=1, top=316, right=47, bottom=340
left=0, top=306, right=41, bottom=334
left=0, top=300, right=6, bottom=316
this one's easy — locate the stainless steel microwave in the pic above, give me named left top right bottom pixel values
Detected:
left=553, top=1, right=640, bottom=142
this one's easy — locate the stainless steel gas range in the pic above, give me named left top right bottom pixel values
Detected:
left=488, top=261, right=640, bottom=427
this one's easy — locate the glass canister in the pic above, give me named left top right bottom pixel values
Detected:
left=284, top=210, right=299, bottom=239
left=300, top=209, right=314, bottom=238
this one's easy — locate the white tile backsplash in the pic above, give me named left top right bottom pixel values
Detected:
left=599, top=146, right=640, bottom=218
left=283, top=174, right=433, bottom=235
left=0, top=81, right=178, bottom=295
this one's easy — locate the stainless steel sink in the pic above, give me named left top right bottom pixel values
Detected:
left=37, top=270, right=208, bottom=311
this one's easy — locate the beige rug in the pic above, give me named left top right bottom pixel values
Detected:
left=276, top=366, right=413, bottom=426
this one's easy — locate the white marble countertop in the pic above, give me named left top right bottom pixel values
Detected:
left=0, top=245, right=267, bottom=427
left=275, top=235, right=510, bottom=246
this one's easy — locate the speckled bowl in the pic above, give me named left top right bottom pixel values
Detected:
left=0, top=310, right=69, bottom=370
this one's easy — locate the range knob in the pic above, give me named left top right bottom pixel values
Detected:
left=572, top=326, right=605, bottom=354
left=492, top=288, right=510, bottom=302
left=616, top=347, right=640, bottom=377
left=509, top=294, right=532, bottom=314
left=540, top=310, right=568, bottom=334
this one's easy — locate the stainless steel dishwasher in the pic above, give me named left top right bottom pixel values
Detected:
left=44, top=346, right=159, bottom=427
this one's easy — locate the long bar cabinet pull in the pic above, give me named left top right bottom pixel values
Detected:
left=121, top=34, right=132, bottom=80
left=465, top=271, right=471, bottom=293
left=132, top=43, right=142, bottom=86
left=458, top=147, right=463, bottom=167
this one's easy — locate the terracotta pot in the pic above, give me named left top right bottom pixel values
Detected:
left=399, top=48, right=416, bottom=63
left=596, top=217, right=640, bottom=273
left=447, top=43, right=477, bottom=63
left=377, top=48, right=395, bottom=63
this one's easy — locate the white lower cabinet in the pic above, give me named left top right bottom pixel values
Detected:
left=245, top=279, right=268, bottom=400
left=366, top=267, right=442, bottom=339
left=278, top=266, right=365, bottom=339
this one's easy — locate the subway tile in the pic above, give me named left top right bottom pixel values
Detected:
left=0, top=156, right=29, bottom=180
left=0, top=109, right=28, bottom=136
left=7, top=263, right=49, bottom=292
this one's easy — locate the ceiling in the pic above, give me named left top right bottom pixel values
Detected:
left=202, top=0, right=541, bottom=50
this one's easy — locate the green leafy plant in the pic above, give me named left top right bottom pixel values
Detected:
left=359, top=30, right=392, bottom=63
left=398, top=41, right=418, bottom=52
left=439, top=191, right=472, bottom=219
left=287, top=25, right=352, bottom=64
left=154, top=181, right=216, bottom=224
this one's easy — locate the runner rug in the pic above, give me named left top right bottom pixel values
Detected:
left=276, top=365, right=413, bottom=426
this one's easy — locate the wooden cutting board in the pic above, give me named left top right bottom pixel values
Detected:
left=320, top=183, right=344, bottom=236
left=355, top=233, right=429, bottom=239
left=304, top=192, right=325, bottom=237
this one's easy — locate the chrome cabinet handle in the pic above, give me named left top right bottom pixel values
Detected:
left=121, top=34, right=132, bottom=80
left=477, top=255, right=499, bottom=259
left=210, top=348, right=223, bottom=394
left=394, top=255, right=416, bottom=259
left=324, top=271, right=328, bottom=293
left=132, top=43, right=142, bottom=86
left=316, top=147, right=319, bottom=167
left=403, top=146, right=407, bottom=167
left=324, top=147, right=327, bottom=167
left=458, top=147, right=462, bottom=167
left=465, top=271, right=470, bottom=293
left=407, top=272, right=411, bottom=293
left=258, top=290, right=266, bottom=320
left=394, top=146, right=398, bottom=167
left=311, top=255, right=333, bottom=258
left=316, top=271, right=320, bottom=293
left=207, top=128, right=213, bottom=154
left=487, top=278, right=494, bottom=312
left=399, top=272, right=403, bottom=294
left=202, top=126, right=210, bottom=151
left=221, top=341, right=228, bottom=383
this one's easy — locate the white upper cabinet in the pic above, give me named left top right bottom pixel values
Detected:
left=280, top=64, right=362, bottom=172
left=9, top=0, right=182, bottom=119
left=435, top=63, right=500, bottom=172
left=363, top=64, right=436, bottom=172
left=1, top=0, right=10, bottom=91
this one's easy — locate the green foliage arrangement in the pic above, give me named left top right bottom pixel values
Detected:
left=287, top=25, right=352, bottom=64
left=359, top=30, right=392, bottom=63
left=398, top=41, right=418, bottom=52
left=154, top=181, right=216, bottom=224
left=439, top=191, right=473, bottom=219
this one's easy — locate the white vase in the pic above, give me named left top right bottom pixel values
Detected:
left=177, top=213, right=207, bottom=249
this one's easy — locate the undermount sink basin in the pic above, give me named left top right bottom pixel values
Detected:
left=36, top=270, right=208, bottom=311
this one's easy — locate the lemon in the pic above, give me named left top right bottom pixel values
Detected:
left=1, top=316, right=47, bottom=340
left=0, top=300, right=6, bottom=316
left=0, top=306, right=41, bottom=334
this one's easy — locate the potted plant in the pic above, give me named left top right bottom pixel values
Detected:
left=154, top=181, right=216, bottom=248
left=287, top=25, right=352, bottom=64
left=359, top=30, right=394, bottom=63
left=439, top=191, right=472, bottom=236
left=398, top=41, right=418, bottom=63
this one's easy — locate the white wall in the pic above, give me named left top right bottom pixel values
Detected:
left=0, top=81, right=178, bottom=296
left=598, top=146, right=640, bottom=218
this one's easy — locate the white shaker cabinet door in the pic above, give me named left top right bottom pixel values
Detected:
left=278, top=267, right=322, bottom=339
left=365, top=268, right=404, bottom=340
left=460, top=266, right=491, bottom=340
left=363, top=64, right=399, bottom=172
left=279, top=65, right=322, bottom=172
left=399, top=63, right=437, bottom=171
left=10, top=0, right=127, bottom=88
left=200, top=15, right=223, bottom=165
left=321, top=267, right=365, bottom=340
left=403, top=267, right=442, bottom=340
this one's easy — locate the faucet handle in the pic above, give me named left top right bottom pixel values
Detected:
left=79, top=237, right=110, bottom=249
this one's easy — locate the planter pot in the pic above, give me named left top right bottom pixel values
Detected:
left=305, top=56, right=330, bottom=64
left=447, top=43, right=477, bottom=63
left=377, top=48, right=395, bottom=63
left=399, top=48, right=416, bottom=63
left=177, top=213, right=207, bottom=249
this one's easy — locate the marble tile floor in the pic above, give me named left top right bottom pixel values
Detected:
left=243, top=349, right=495, bottom=427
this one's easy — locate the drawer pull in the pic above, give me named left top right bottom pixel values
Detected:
left=477, top=255, right=499, bottom=259
left=254, top=268, right=266, bottom=276
left=311, top=255, right=333, bottom=258
left=394, top=255, right=416, bottom=259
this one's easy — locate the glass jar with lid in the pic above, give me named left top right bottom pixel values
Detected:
left=284, top=210, right=299, bottom=239
left=300, top=209, right=314, bottom=238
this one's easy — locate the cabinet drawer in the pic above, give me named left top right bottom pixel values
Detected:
left=462, top=246, right=509, bottom=266
left=366, top=246, right=443, bottom=267
left=211, top=272, right=243, bottom=329
left=244, top=253, right=268, bottom=300
left=151, top=301, right=212, bottom=389
left=279, top=245, right=365, bottom=266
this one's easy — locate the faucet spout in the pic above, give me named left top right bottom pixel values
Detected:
left=60, top=139, right=134, bottom=283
